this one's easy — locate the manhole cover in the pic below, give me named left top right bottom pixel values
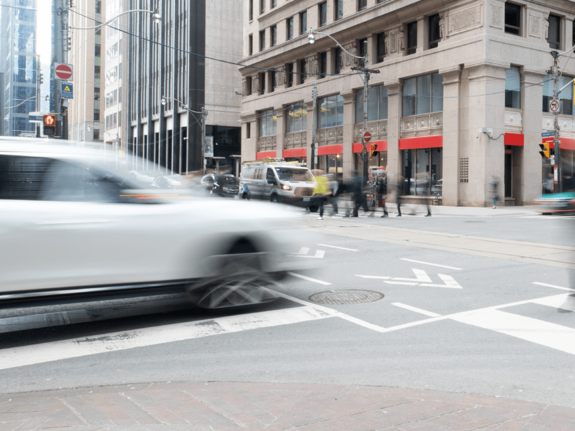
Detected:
left=309, top=290, right=384, bottom=305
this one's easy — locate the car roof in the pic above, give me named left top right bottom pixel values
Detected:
left=0, top=137, right=109, bottom=159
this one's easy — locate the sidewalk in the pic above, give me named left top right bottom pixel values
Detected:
left=2, top=381, right=574, bottom=430
left=373, top=204, right=541, bottom=217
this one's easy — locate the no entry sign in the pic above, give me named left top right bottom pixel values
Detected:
left=363, top=131, right=372, bottom=143
left=54, top=63, right=73, bottom=80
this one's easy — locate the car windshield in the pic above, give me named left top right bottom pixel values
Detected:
left=274, top=168, right=313, bottom=182
left=224, top=176, right=239, bottom=185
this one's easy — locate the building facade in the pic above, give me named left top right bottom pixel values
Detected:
left=1, top=0, right=38, bottom=137
left=240, top=0, right=575, bottom=207
left=126, top=0, right=243, bottom=175
left=68, top=0, right=105, bottom=143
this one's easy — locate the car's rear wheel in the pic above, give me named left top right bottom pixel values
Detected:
left=186, top=239, right=277, bottom=309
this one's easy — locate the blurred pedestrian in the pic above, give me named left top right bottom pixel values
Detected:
left=490, top=176, right=499, bottom=209
left=396, top=174, right=405, bottom=217
left=312, top=169, right=328, bottom=220
left=326, top=174, right=339, bottom=216
left=375, top=172, right=388, bottom=217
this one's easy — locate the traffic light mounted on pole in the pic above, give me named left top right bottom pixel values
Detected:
left=539, top=143, right=550, bottom=158
left=43, top=114, right=56, bottom=136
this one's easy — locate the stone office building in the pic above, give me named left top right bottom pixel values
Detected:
left=239, top=0, right=575, bottom=206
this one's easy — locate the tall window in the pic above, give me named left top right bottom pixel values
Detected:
left=358, top=0, right=367, bottom=11
left=259, top=30, right=265, bottom=51
left=286, top=62, right=294, bottom=87
left=407, top=22, right=417, bottom=55
left=319, top=52, right=327, bottom=78
left=429, top=14, right=441, bottom=49
left=260, top=0, right=265, bottom=14
left=259, top=109, right=277, bottom=136
left=260, top=72, right=266, bottom=95
left=355, top=86, right=388, bottom=122
left=249, top=0, right=253, bottom=21
left=358, top=38, right=367, bottom=60
left=270, top=25, right=277, bottom=47
left=543, top=74, right=573, bottom=115
left=246, top=76, right=252, bottom=95
left=271, top=0, right=277, bottom=9
left=505, top=66, right=521, bottom=109
left=287, top=17, right=294, bottom=40
left=249, top=34, right=253, bottom=55
left=403, top=148, right=443, bottom=196
left=318, top=95, right=344, bottom=128
left=505, top=3, right=521, bottom=35
left=334, top=47, right=343, bottom=74
left=300, top=11, right=307, bottom=34
left=402, top=73, right=443, bottom=117
left=335, top=0, right=343, bottom=20
left=271, top=71, right=276, bottom=92
left=548, top=15, right=561, bottom=49
left=300, top=59, right=307, bottom=83
left=319, top=2, right=327, bottom=26
left=287, top=102, right=308, bottom=133
left=376, top=32, right=385, bottom=63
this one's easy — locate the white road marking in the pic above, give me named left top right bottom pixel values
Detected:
left=533, top=282, right=575, bottom=292
left=452, top=309, right=575, bottom=356
left=298, top=247, right=310, bottom=255
left=384, top=281, right=419, bottom=286
left=288, top=272, right=332, bottom=285
left=392, top=303, right=441, bottom=317
left=420, top=274, right=462, bottom=289
left=394, top=269, right=432, bottom=283
left=370, top=269, right=463, bottom=289
left=0, top=306, right=335, bottom=371
left=295, top=249, right=326, bottom=259
left=318, top=244, right=359, bottom=251
left=356, top=275, right=391, bottom=280
left=400, top=259, right=462, bottom=270
left=532, top=294, right=575, bottom=312
left=272, top=290, right=387, bottom=333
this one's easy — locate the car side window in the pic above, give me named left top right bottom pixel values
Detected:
left=266, top=168, right=275, bottom=181
left=40, top=160, right=124, bottom=203
left=0, top=155, right=53, bottom=200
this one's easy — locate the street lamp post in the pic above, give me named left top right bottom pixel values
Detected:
left=308, top=29, right=380, bottom=185
left=161, top=96, right=208, bottom=175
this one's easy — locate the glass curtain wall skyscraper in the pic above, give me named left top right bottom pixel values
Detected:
left=1, top=0, right=37, bottom=136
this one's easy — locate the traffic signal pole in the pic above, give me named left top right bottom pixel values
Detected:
left=310, top=82, right=317, bottom=170
left=551, top=51, right=562, bottom=193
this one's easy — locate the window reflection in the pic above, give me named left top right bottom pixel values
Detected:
left=318, top=95, right=344, bottom=128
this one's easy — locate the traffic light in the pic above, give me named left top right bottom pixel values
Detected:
left=539, top=142, right=550, bottom=158
left=370, top=143, right=376, bottom=157
left=43, top=114, right=56, bottom=136
left=39, top=72, right=43, bottom=85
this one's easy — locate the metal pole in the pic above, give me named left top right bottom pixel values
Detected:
left=201, top=107, right=207, bottom=175
left=36, top=55, right=41, bottom=138
left=551, top=50, right=562, bottom=193
left=311, top=82, right=317, bottom=169
left=362, top=58, right=369, bottom=186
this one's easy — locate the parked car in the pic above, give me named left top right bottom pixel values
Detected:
left=239, top=161, right=316, bottom=207
left=200, top=173, right=239, bottom=198
left=0, top=138, right=310, bottom=309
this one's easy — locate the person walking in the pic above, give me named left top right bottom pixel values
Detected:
left=490, top=176, right=499, bottom=209
left=375, top=172, right=388, bottom=217
left=396, top=174, right=405, bottom=217
left=326, top=174, right=339, bottom=216
left=312, top=170, right=328, bottom=220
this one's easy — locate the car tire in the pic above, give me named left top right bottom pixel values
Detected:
left=186, top=239, right=277, bottom=309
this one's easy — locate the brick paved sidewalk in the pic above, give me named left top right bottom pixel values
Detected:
left=1, top=382, right=574, bottom=430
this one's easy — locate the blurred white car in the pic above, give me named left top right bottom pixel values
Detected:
left=0, top=138, right=308, bottom=308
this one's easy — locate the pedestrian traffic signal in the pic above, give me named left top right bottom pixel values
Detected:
left=370, top=143, right=376, bottom=157
left=539, top=142, right=550, bottom=158
left=43, top=114, right=56, bottom=136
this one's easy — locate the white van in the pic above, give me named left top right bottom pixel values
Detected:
left=239, top=160, right=316, bottom=204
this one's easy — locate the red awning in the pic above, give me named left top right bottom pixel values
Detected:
left=283, top=148, right=307, bottom=158
left=256, top=151, right=276, bottom=159
left=505, top=133, right=524, bottom=146
left=544, top=137, right=575, bottom=150
left=352, top=140, right=387, bottom=153
left=399, top=135, right=443, bottom=150
left=317, top=144, right=344, bottom=156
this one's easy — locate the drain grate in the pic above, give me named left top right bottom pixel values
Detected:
left=309, top=290, right=384, bottom=305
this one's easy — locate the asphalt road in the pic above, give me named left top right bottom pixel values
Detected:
left=1, top=208, right=574, bottom=411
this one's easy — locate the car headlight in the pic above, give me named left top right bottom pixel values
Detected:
left=281, top=185, right=292, bottom=191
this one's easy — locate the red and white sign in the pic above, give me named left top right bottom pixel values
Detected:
left=363, top=131, right=372, bottom=143
left=549, top=99, right=560, bottom=113
left=54, top=63, right=73, bottom=80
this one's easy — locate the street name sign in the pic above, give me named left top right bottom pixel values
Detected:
left=61, top=82, right=73, bottom=99
left=549, top=99, right=560, bottom=113
left=54, top=63, right=73, bottom=80
left=541, top=131, right=554, bottom=138
left=363, top=131, right=372, bottom=143
left=28, top=111, right=45, bottom=123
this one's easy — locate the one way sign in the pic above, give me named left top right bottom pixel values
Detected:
left=61, top=82, right=73, bottom=99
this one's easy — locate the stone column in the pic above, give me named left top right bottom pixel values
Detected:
left=342, top=92, right=354, bottom=179
left=386, top=80, right=402, bottom=201
left=463, top=60, right=508, bottom=206
left=275, top=107, right=285, bottom=159
left=305, top=100, right=315, bottom=165
left=440, top=65, right=462, bottom=206
left=521, top=67, right=546, bottom=205
left=241, top=113, right=257, bottom=162
left=416, top=18, right=425, bottom=53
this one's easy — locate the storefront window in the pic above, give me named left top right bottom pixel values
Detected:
left=259, top=109, right=277, bottom=136
left=402, top=148, right=442, bottom=196
left=320, top=154, right=343, bottom=179
left=505, top=66, right=521, bottom=109
left=286, top=102, right=307, bottom=133
left=402, top=73, right=443, bottom=117
left=318, top=95, right=344, bottom=128
left=355, top=85, right=388, bottom=123
left=543, top=74, right=573, bottom=115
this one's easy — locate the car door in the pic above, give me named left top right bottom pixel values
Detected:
left=263, top=168, right=278, bottom=199
left=249, top=167, right=263, bottom=199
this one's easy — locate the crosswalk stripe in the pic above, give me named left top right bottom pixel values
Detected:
left=0, top=306, right=334, bottom=371
left=452, top=309, right=575, bottom=356
left=532, top=294, right=575, bottom=312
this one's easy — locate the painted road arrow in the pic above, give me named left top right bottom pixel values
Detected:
left=357, top=269, right=462, bottom=289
